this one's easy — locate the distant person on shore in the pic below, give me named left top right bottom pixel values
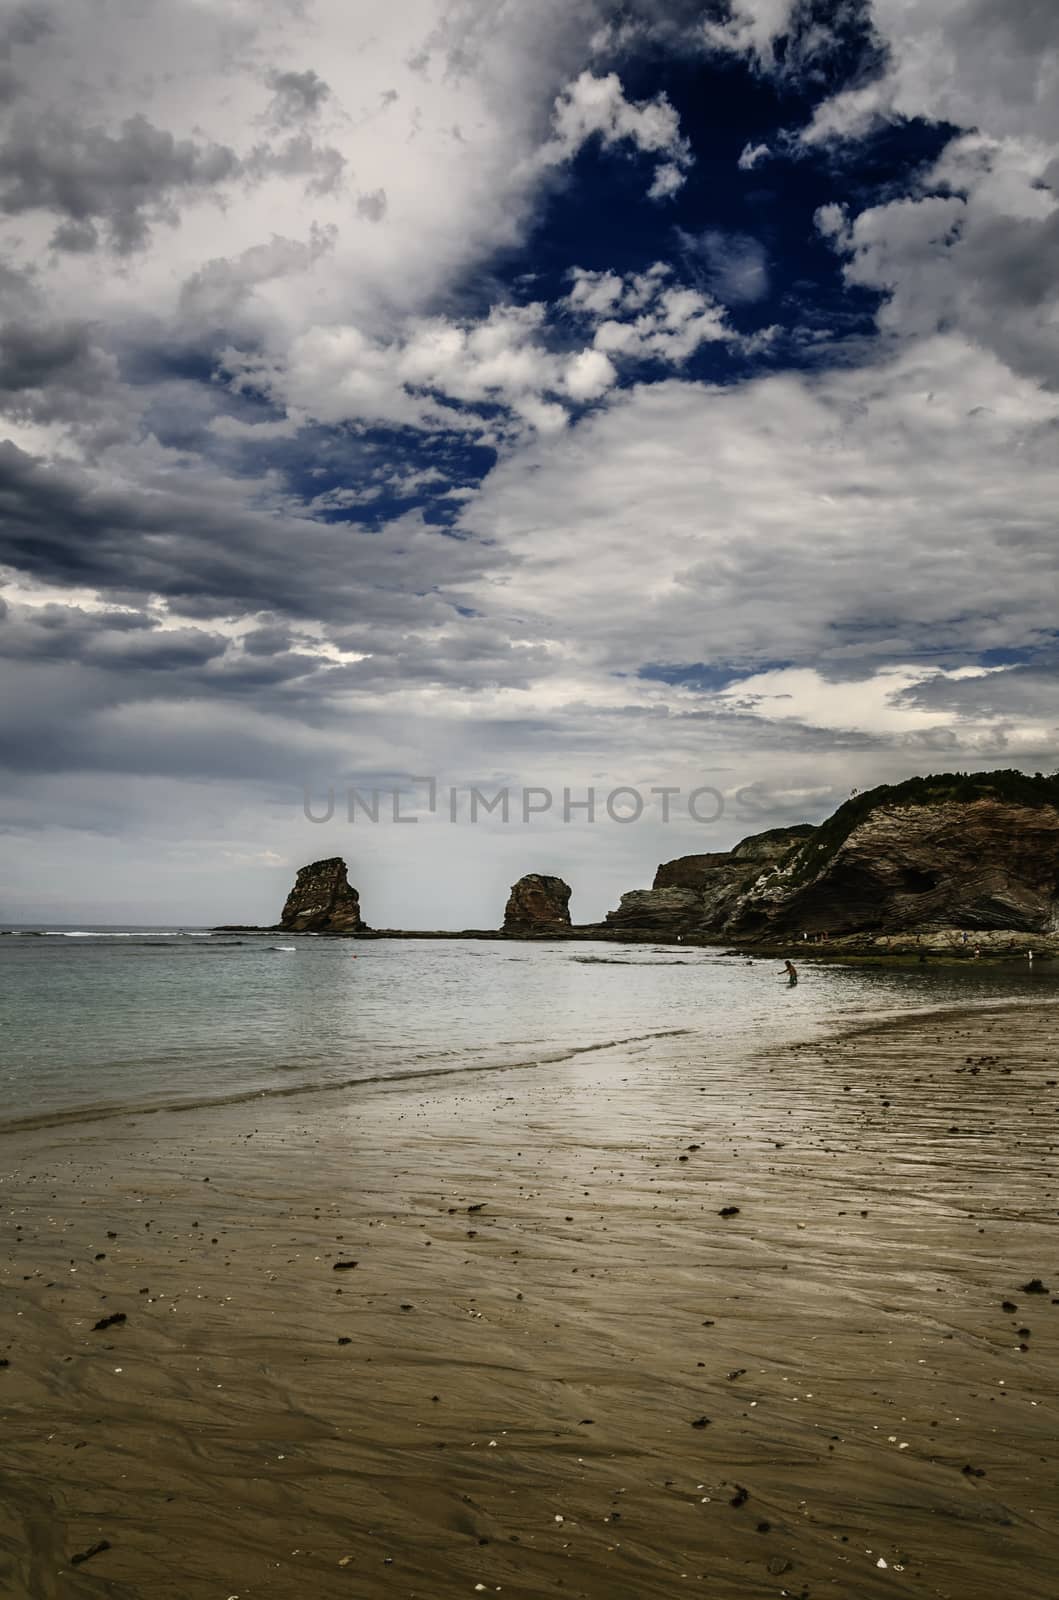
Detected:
left=781, top=959, right=798, bottom=986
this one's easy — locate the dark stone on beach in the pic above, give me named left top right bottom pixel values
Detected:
left=690, top=1415, right=711, bottom=1428
left=1001, top=1300, right=1017, bottom=1312
left=468, top=1203, right=485, bottom=1213
left=0, top=1358, right=9, bottom=1369
left=332, top=1260, right=358, bottom=1271
left=727, top=1368, right=747, bottom=1381
left=719, top=1206, right=740, bottom=1218
left=70, top=1541, right=111, bottom=1567
left=337, top=1337, right=352, bottom=1345
left=962, top=1464, right=987, bottom=1478
left=767, top=1556, right=792, bottom=1575
left=729, top=1485, right=749, bottom=1507
left=1021, top=1278, right=1048, bottom=1294
left=400, top=1303, right=414, bottom=1311
left=92, top=1313, right=126, bottom=1331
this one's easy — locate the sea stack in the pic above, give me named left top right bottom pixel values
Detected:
left=503, top=873, right=572, bottom=934
left=280, top=857, right=366, bottom=933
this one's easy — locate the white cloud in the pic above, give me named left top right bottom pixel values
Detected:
left=701, top=0, right=797, bottom=72
left=801, top=0, right=1059, bottom=148
left=647, top=160, right=687, bottom=200
left=737, top=140, right=770, bottom=170
left=456, top=333, right=1059, bottom=684
left=0, top=1, right=627, bottom=341
left=535, top=69, right=693, bottom=198
left=563, top=346, right=618, bottom=401
left=714, top=663, right=1037, bottom=746
left=819, top=133, right=1059, bottom=387
left=221, top=300, right=619, bottom=437
left=565, top=263, right=735, bottom=362
left=219, top=261, right=746, bottom=438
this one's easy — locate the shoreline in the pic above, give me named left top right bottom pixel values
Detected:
left=3, top=1001, right=1059, bottom=1597
left=212, top=923, right=1059, bottom=965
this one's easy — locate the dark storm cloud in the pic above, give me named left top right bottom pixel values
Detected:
left=898, top=656, right=1059, bottom=725
left=0, top=440, right=497, bottom=626
left=0, top=110, right=241, bottom=253
left=0, top=319, right=117, bottom=422
left=0, top=259, right=121, bottom=423
left=0, top=321, right=94, bottom=390
left=0, top=601, right=222, bottom=668
left=0, top=106, right=345, bottom=255
left=242, top=134, right=347, bottom=197
left=265, top=68, right=331, bottom=125
left=241, top=622, right=295, bottom=657
left=0, top=2, right=51, bottom=102
left=0, top=657, right=333, bottom=781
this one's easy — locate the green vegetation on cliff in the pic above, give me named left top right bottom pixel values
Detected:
left=780, top=769, right=1059, bottom=888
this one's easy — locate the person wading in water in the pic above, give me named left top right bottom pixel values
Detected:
left=781, top=959, right=798, bottom=986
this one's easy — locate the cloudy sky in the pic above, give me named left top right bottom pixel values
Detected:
left=0, top=0, right=1057, bottom=928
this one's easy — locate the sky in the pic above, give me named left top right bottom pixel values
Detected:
left=0, top=0, right=1057, bottom=929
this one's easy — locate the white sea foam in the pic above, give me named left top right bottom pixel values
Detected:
left=40, top=930, right=210, bottom=938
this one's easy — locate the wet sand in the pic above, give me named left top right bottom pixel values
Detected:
left=2, top=1002, right=1058, bottom=1600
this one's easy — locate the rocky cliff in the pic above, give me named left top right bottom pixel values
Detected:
left=727, top=774, right=1059, bottom=938
left=604, top=772, right=1059, bottom=940
left=280, top=857, right=366, bottom=933
left=503, top=873, right=572, bottom=934
left=605, top=825, right=813, bottom=934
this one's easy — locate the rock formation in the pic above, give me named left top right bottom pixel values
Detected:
left=604, top=772, right=1059, bottom=940
left=727, top=775, right=1059, bottom=938
left=603, top=886, right=703, bottom=931
left=606, top=826, right=813, bottom=935
left=503, top=873, right=572, bottom=934
left=279, top=857, right=365, bottom=933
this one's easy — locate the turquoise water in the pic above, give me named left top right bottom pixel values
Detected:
left=0, top=928, right=1054, bottom=1129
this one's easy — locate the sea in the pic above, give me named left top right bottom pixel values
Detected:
left=0, top=928, right=1054, bottom=1132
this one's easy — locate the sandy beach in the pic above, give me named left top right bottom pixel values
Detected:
left=2, top=1000, right=1058, bottom=1600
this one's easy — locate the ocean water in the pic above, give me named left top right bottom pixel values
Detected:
left=0, top=928, right=1054, bottom=1131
